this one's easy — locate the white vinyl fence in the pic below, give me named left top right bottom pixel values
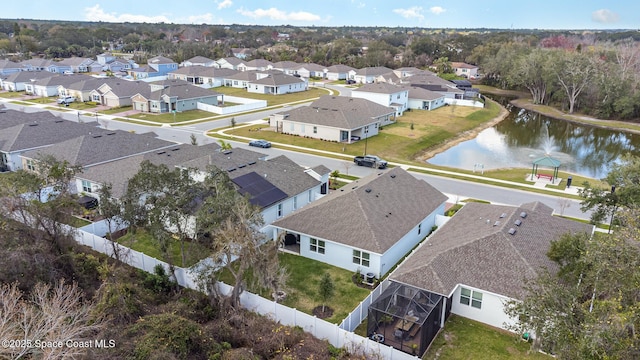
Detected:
left=70, top=226, right=417, bottom=360
left=197, top=95, right=267, bottom=115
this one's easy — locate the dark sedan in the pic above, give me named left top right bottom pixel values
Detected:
left=249, top=139, right=272, bottom=148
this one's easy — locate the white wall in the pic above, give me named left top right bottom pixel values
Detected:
left=298, top=234, right=383, bottom=274
left=263, top=184, right=323, bottom=226
left=450, top=284, right=517, bottom=331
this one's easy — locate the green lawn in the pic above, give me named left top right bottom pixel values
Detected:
left=128, top=109, right=215, bottom=123
left=116, top=228, right=210, bottom=268
left=213, top=86, right=334, bottom=106
left=218, top=252, right=370, bottom=324
left=99, top=105, right=133, bottom=115
left=0, top=91, right=26, bottom=98
left=423, top=315, right=551, bottom=360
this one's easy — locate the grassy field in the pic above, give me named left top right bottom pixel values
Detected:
left=128, top=109, right=217, bottom=123
left=116, top=228, right=210, bottom=268
left=423, top=315, right=551, bottom=360
left=213, top=86, right=335, bottom=106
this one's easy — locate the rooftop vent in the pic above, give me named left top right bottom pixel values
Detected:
left=390, top=174, right=396, bottom=178
left=247, top=161, right=256, bottom=165
left=54, top=120, right=64, bottom=123
left=28, top=123, right=39, bottom=126
left=500, top=213, right=506, bottom=218
left=223, top=150, right=232, bottom=155
left=106, top=132, right=116, bottom=135
left=520, top=212, right=527, bottom=218
left=157, top=151, right=166, bottom=155
left=365, top=188, right=372, bottom=193
left=493, top=221, right=500, bottom=227
left=171, top=148, right=179, bottom=151
left=514, top=219, right=522, bottom=226
left=508, top=228, right=517, bottom=235
left=227, top=167, right=236, bottom=172
left=238, top=164, right=247, bottom=168
left=92, top=134, right=102, bottom=138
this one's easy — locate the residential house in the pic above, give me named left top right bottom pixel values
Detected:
left=451, top=62, right=479, bottom=79
left=73, top=143, right=222, bottom=200
left=324, top=64, right=355, bottom=81
left=169, top=66, right=238, bottom=88
left=129, top=56, right=178, bottom=80
left=223, top=70, right=262, bottom=88
left=183, top=148, right=330, bottom=228
left=1, top=71, right=54, bottom=91
left=57, top=57, right=102, bottom=73
left=25, top=74, right=93, bottom=97
left=293, top=63, right=325, bottom=78
left=271, top=167, right=447, bottom=275
left=407, top=87, right=446, bottom=111
left=59, top=77, right=109, bottom=102
left=231, top=48, right=254, bottom=60
left=351, top=83, right=409, bottom=117
left=96, top=53, right=117, bottom=66
left=214, top=57, right=246, bottom=70
left=349, top=66, right=394, bottom=84
left=45, top=61, right=72, bottom=74
left=131, top=79, right=222, bottom=113
left=20, top=129, right=175, bottom=172
left=246, top=73, right=307, bottom=95
left=89, top=78, right=151, bottom=107
left=181, top=56, right=216, bottom=67
left=243, top=59, right=273, bottom=72
left=402, top=73, right=465, bottom=101
left=20, top=58, right=54, bottom=72
left=270, top=95, right=395, bottom=142
left=389, top=201, right=593, bottom=346
left=103, top=59, right=133, bottom=73
left=0, top=60, right=23, bottom=76
left=270, top=61, right=300, bottom=75
left=393, top=67, right=428, bottom=78
left=0, top=115, right=97, bottom=172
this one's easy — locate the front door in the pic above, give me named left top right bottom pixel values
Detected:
left=340, top=130, right=348, bottom=142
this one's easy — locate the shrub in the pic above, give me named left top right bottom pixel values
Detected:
left=129, top=313, right=204, bottom=359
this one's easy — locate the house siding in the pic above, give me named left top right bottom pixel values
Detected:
left=450, top=284, right=516, bottom=331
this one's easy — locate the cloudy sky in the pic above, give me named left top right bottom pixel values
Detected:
left=2, top=1, right=636, bottom=29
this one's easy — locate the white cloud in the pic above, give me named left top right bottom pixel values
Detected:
left=217, top=0, right=233, bottom=10
left=237, top=7, right=321, bottom=22
left=392, top=6, right=425, bottom=21
left=84, top=5, right=172, bottom=23
left=351, top=0, right=366, bottom=8
left=185, top=13, right=215, bottom=24
left=430, top=6, right=446, bottom=15
left=591, top=9, right=619, bottom=23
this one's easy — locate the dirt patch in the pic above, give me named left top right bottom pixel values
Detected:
left=312, top=305, right=334, bottom=319
left=415, top=99, right=510, bottom=161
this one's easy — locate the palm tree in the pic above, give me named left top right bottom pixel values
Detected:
left=218, top=139, right=232, bottom=151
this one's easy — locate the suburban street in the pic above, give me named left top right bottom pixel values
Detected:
left=1, top=96, right=592, bottom=221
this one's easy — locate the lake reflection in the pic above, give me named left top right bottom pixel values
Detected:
left=427, top=107, right=640, bottom=179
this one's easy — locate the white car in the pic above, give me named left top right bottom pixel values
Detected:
left=57, top=96, right=75, bottom=104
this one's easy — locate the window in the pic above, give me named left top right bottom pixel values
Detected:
left=310, top=238, right=325, bottom=254
left=353, top=250, right=370, bottom=267
left=82, top=180, right=92, bottom=193
left=313, top=126, right=317, bottom=134
left=418, top=223, right=422, bottom=235
left=290, top=122, right=295, bottom=132
left=300, top=124, right=305, bottom=133
left=26, top=159, right=35, bottom=171
left=293, top=196, right=298, bottom=210
left=277, top=203, right=283, bottom=218
left=308, top=189, right=313, bottom=202
left=460, top=287, right=482, bottom=309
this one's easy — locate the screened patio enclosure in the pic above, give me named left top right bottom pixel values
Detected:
left=367, top=282, right=445, bottom=356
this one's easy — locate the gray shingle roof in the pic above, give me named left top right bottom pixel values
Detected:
left=0, top=119, right=97, bottom=152
left=170, top=66, right=237, bottom=77
left=78, top=143, right=222, bottom=198
left=275, top=95, right=394, bottom=130
left=250, top=73, right=305, bottom=86
left=391, top=202, right=593, bottom=299
left=408, top=86, right=444, bottom=101
left=354, top=66, right=394, bottom=76
left=21, top=129, right=175, bottom=166
left=4, top=71, right=55, bottom=83
left=272, top=167, right=447, bottom=254
left=33, top=74, right=94, bottom=87
left=326, top=64, right=355, bottom=73
left=0, top=109, right=62, bottom=130
left=142, top=79, right=220, bottom=100
left=352, top=82, right=406, bottom=95
left=97, top=79, right=150, bottom=98
left=183, top=149, right=321, bottom=199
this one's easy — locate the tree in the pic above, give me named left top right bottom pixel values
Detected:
left=318, top=273, right=335, bottom=313
left=504, top=218, right=640, bottom=359
left=0, top=280, right=105, bottom=360
left=512, top=48, right=556, bottom=105
left=230, top=117, right=236, bottom=128
left=579, top=154, right=640, bottom=226
left=190, top=133, right=198, bottom=145
left=218, top=139, right=232, bottom=151
left=554, top=50, right=597, bottom=113
left=96, top=183, right=128, bottom=262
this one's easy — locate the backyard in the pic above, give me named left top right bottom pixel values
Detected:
left=213, top=86, right=336, bottom=106
left=422, top=315, right=551, bottom=360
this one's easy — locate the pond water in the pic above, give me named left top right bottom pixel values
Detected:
left=426, top=105, right=640, bottom=179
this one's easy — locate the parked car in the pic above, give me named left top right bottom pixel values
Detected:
left=57, top=96, right=75, bottom=104
left=249, top=139, right=272, bottom=148
left=346, top=79, right=356, bottom=84
left=354, top=155, right=388, bottom=169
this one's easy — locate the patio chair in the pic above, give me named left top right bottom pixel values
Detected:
left=394, top=329, right=404, bottom=340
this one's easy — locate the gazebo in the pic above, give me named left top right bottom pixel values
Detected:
left=531, top=155, right=561, bottom=182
